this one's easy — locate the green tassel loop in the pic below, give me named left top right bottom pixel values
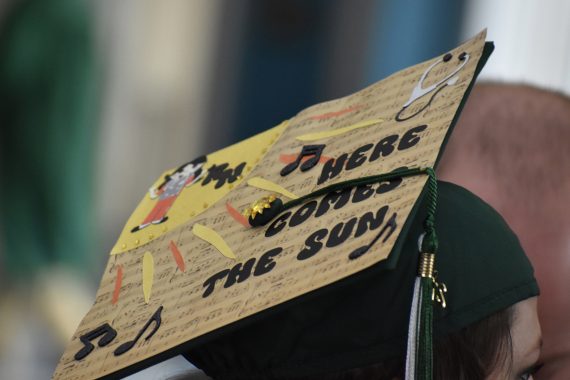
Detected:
left=415, top=167, right=438, bottom=380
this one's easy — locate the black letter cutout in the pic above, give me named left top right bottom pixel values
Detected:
left=202, top=162, right=246, bottom=189
left=203, top=269, right=230, bottom=298
left=74, top=323, right=117, bottom=360
left=114, top=306, right=163, bottom=356
left=281, top=145, right=325, bottom=176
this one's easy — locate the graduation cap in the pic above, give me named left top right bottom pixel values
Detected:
left=53, top=30, right=537, bottom=380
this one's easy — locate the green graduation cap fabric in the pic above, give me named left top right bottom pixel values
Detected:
left=184, top=180, right=538, bottom=379
left=54, top=30, right=495, bottom=379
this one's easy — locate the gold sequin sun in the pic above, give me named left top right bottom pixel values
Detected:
left=244, top=195, right=277, bottom=220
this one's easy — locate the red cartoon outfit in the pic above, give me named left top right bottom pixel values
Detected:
left=131, top=169, right=202, bottom=233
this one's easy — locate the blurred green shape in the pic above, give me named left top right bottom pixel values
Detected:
left=0, top=0, right=99, bottom=285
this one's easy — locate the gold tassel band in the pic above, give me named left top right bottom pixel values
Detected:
left=418, top=252, right=435, bottom=278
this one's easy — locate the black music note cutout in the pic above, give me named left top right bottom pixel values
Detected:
left=113, top=306, right=163, bottom=356
left=349, top=212, right=398, bottom=260
left=74, top=323, right=117, bottom=360
left=280, top=144, right=326, bottom=176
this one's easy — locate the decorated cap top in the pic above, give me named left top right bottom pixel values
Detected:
left=54, top=30, right=496, bottom=380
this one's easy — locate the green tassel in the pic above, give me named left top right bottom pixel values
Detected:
left=416, top=168, right=438, bottom=380
left=417, top=277, right=434, bottom=380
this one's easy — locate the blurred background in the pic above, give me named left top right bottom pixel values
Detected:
left=0, top=0, right=568, bottom=378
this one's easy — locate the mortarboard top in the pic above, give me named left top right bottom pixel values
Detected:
left=53, top=30, right=507, bottom=379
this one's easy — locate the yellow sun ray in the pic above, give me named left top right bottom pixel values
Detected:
left=247, top=177, right=299, bottom=199
left=295, top=118, right=384, bottom=141
left=192, top=223, right=237, bottom=260
left=142, top=252, right=154, bottom=304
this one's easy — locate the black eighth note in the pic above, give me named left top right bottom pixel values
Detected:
left=114, top=306, right=163, bottom=356
left=349, top=213, right=398, bottom=260
left=74, top=323, right=118, bottom=361
left=280, top=144, right=326, bottom=176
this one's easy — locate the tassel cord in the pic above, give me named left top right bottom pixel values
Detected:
left=281, top=167, right=432, bottom=212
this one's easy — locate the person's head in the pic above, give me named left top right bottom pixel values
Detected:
left=287, top=297, right=541, bottom=380
left=438, top=83, right=570, bottom=379
left=433, top=296, right=541, bottom=380
left=184, top=181, right=540, bottom=379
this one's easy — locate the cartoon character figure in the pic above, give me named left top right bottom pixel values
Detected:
left=131, top=156, right=206, bottom=233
